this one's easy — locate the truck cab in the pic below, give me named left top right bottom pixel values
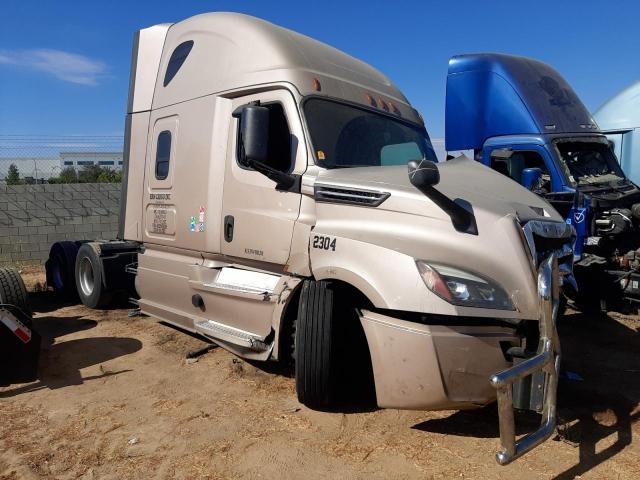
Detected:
left=446, top=53, right=640, bottom=308
left=594, top=81, right=640, bottom=185
left=48, top=14, right=576, bottom=464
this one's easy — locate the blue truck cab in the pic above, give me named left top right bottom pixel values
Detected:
left=445, top=53, right=640, bottom=308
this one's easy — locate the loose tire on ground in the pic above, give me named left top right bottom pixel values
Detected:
left=0, top=267, right=40, bottom=385
left=75, top=243, right=112, bottom=309
left=0, top=267, right=30, bottom=314
left=295, top=280, right=343, bottom=409
left=46, top=241, right=81, bottom=299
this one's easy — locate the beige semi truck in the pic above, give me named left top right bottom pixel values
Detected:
left=45, top=13, right=575, bottom=464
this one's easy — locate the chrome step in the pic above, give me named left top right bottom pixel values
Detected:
left=195, top=319, right=269, bottom=351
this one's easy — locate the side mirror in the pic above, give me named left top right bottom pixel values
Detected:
left=408, top=160, right=440, bottom=189
left=407, top=159, right=477, bottom=235
left=522, top=167, right=543, bottom=190
left=239, top=106, right=269, bottom=165
left=233, top=104, right=299, bottom=191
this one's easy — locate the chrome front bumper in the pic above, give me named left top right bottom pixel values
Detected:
left=490, top=254, right=561, bottom=465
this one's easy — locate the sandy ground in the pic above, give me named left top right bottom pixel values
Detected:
left=1, top=267, right=639, bottom=479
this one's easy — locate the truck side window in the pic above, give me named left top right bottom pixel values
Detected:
left=163, top=40, right=194, bottom=87
left=491, top=151, right=549, bottom=184
left=155, top=131, right=172, bottom=180
left=237, top=103, right=292, bottom=173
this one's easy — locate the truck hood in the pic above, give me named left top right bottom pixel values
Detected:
left=315, top=156, right=563, bottom=224
left=310, top=156, right=572, bottom=320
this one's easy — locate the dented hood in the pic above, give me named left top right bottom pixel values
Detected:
left=315, top=156, right=563, bottom=224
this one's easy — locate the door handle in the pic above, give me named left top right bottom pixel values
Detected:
left=224, top=215, right=234, bottom=242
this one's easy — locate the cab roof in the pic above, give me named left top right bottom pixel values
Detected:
left=445, top=53, right=598, bottom=151
left=148, top=12, right=416, bottom=120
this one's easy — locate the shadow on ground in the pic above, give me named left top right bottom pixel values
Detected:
left=28, top=290, right=133, bottom=314
left=2, top=297, right=142, bottom=398
left=0, top=336, right=142, bottom=398
left=414, top=310, right=639, bottom=477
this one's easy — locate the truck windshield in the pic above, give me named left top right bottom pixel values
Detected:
left=553, top=138, right=626, bottom=187
left=303, top=98, right=437, bottom=168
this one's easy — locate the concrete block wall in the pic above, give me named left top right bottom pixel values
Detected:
left=0, top=183, right=121, bottom=266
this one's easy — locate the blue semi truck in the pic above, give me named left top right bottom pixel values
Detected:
left=445, top=53, right=640, bottom=309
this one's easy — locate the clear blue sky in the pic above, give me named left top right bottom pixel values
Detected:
left=1, top=0, right=639, bottom=139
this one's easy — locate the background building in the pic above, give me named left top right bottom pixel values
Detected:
left=60, top=151, right=124, bottom=170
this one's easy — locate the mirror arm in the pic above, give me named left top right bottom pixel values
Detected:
left=245, top=158, right=297, bottom=191
left=412, top=183, right=477, bottom=235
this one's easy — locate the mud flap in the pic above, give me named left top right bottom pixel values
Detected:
left=0, top=305, right=41, bottom=386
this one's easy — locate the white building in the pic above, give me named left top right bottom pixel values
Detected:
left=60, top=151, right=124, bottom=170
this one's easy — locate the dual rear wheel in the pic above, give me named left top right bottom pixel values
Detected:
left=74, top=244, right=112, bottom=309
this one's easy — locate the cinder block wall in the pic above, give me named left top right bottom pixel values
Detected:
left=0, top=184, right=121, bottom=266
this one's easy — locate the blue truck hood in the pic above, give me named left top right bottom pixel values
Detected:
left=445, top=53, right=599, bottom=151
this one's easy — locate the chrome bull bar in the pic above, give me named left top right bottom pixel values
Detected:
left=490, top=254, right=561, bottom=465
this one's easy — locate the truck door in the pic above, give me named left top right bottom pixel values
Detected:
left=143, top=116, right=178, bottom=242
left=221, top=90, right=306, bottom=267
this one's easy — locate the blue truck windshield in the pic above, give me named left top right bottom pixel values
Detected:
left=304, top=98, right=437, bottom=169
left=553, top=138, right=626, bottom=187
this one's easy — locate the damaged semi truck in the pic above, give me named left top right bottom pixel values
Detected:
left=445, top=53, right=640, bottom=310
left=46, top=13, right=575, bottom=464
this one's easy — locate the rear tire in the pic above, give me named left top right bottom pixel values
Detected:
left=295, top=280, right=342, bottom=409
left=46, top=241, right=81, bottom=299
left=75, top=244, right=112, bottom=309
left=0, top=267, right=40, bottom=385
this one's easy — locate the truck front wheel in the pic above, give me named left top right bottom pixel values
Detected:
left=75, top=244, right=112, bottom=309
left=295, top=280, right=343, bottom=409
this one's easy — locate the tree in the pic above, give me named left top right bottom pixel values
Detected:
left=6, top=163, right=21, bottom=185
left=78, top=164, right=103, bottom=183
left=59, top=166, right=79, bottom=183
left=97, top=167, right=122, bottom=183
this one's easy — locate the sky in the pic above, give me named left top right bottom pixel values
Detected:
left=1, top=0, right=639, bottom=141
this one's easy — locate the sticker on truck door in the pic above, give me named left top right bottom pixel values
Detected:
left=189, top=206, right=206, bottom=232
left=312, top=235, right=336, bottom=251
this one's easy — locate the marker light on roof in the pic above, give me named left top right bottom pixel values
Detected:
left=312, top=78, right=321, bottom=92
left=366, top=94, right=377, bottom=107
left=378, top=98, right=389, bottom=112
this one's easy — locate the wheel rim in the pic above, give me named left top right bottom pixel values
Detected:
left=79, top=256, right=95, bottom=297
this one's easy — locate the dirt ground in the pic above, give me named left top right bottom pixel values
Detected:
left=1, top=267, right=639, bottom=479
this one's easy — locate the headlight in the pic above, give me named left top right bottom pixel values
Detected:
left=416, top=261, right=514, bottom=310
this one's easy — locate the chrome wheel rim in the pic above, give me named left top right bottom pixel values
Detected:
left=79, top=256, right=95, bottom=297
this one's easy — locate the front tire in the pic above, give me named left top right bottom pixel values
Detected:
left=294, top=280, right=342, bottom=409
left=75, top=244, right=111, bottom=309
